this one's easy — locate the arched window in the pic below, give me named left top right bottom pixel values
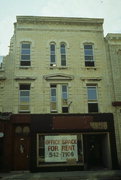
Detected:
left=15, top=126, right=22, bottom=134
left=50, top=42, right=56, bottom=66
left=84, top=43, right=94, bottom=67
left=23, top=126, right=30, bottom=135
left=60, top=43, right=66, bottom=66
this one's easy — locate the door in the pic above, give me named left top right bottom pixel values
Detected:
left=84, top=134, right=103, bottom=169
left=14, top=126, right=30, bottom=170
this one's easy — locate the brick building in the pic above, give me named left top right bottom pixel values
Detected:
left=0, top=16, right=120, bottom=171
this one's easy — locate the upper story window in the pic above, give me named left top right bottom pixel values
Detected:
left=50, top=43, right=56, bottom=66
left=87, top=86, right=98, bottom=113
left=84, top=44, right=94, bottom=67
left=60, top=43, right=66, bottom=66
left=21, top=43, right=31, bottom=66
left=19, top=84, right=30, bottom=112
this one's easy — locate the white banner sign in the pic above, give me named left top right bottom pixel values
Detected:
left=45, top=135, right=78, bottom=162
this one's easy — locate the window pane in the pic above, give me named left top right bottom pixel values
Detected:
left=50, top=44, right=56, bottom=64
left=20, top=84, right=30, bottom=90
left=21, top=55, right=30, bottom=60
left=50, top=55, right=55, bottom=63
left=62, top=85, right=68, bottom=105
left=84, top=44, right=94, bottom=66
left=21, top=49, right=30, bottom=54
left=22, top=44, right=30, bottom=48
left=20, top=91, right=30, bottom=96
left=51, top=96, right=56, bottom=102
left=61, top=44, right=66, bottom=54
left=85, top=61, right=94, bottom=66
left=85, top=56, right=93, bottom=61
left=50, top=44, right=55, bottom=52
left=62, top=85, right=67, bottom=92
left=88, top=103, right=98, bottom=112
left=88, top=87, right=97, bottom=100
left=84, top=45, right=92, bottom=49
left=85, top=49, right=93, bottom=56
left=21, top=43, right=31, bottom=66
left=20, top=96, right=29, bottom=103
left=51, top=88, right=56, bottom=96
left=61, top=44, right=66, bottom=66
left=20, top=61, right=31, bottom=66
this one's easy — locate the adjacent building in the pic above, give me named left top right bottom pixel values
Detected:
left=105, top=34, right=121, bottom=168
left=0, top=16, right=120, bottom=171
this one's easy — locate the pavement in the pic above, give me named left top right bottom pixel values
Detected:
left=0, top=170, right=121, bottom=180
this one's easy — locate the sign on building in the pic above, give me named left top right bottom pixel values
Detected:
left=45, top=135, right=78, bottom=162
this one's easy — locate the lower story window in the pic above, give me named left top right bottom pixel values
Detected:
left=88, top=103, right=98, bottom=113
left=37, top=134, right=84, bottom=167
left=50, top=84, right=69, bottom=113
left=87, top=86, right=99, bottom=113
left=19, top=84, right=30, bottom=112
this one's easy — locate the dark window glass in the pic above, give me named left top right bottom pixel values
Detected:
left=88, top=103, right=98, bottom=113
left=84, top=44, right=94, bottom=66
left=20, top=61, right=31, bottom=66
left=50, top=43, right=56, bottom=65
left=62, top=107, right=68, bottom=113
left=21, top=43, right=31, bottom=66
left=20, top=84, right=30, bottom=90
left=61, top=43, right=66, bottom=66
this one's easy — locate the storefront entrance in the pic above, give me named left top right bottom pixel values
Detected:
left=83, top=133, right=112, bottom=170
left=13, top=126, right=30, bottom=170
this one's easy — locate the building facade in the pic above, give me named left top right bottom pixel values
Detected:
left=0, top=16, right=120, bottom=171
left=105, top=34, right=121, bottom=167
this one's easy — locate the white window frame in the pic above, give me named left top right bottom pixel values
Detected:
left=60, top=43, right=67, bottom=66
left=87, top=86, right=99, bottom=113
left=50, top=42, right=56, bottom=66
left=50, top=84, right=68, bottom=113
left=20, top=42, right=31, bottom=66
left=84, top=44, right=94, bottom=66
left=19, top=84, right=30, bottom=112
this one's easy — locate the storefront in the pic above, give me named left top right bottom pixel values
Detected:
left=0, top=113, right=119, bottom=172
left=30, top=113, right=118, bottom=171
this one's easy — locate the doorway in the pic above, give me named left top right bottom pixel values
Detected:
left=83, top=134, right=111, bottom=170
left=13, top=125, right=30, bottom=170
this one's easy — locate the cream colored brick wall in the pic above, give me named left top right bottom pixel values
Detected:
left=1, top=16, right=112, bottom=115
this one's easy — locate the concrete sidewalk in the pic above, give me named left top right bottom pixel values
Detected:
left=0, top=170, right=121, bottom=180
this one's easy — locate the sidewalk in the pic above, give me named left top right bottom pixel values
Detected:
left=0, top=170, right=121, bottom=180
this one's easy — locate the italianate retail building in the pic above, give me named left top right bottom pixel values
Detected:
left=0, top=16, right=120, bottom=171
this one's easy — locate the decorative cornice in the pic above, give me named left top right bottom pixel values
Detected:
left=43, top=73, right=74, bottom=80
left=106, top=33, right=121, bottom=41
left=14, top=76, right=36, bottom=80
left=16, top=28, right=103, bottom=33
left=16, top=16, right=104, bottom=26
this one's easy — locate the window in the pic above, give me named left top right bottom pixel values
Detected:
left=62, top=85, right=68, bottom=113
left=37, top=134, right=84, bottom=167
left=50, top=84, right=68, bottom=113
left=19, top=84, right=30, bottom=112
left=87, top=86, right=98, bottom=112
left=60, top=43, right=66, bottom=66
left=84, top=44, right=94, bottom=66
left=50, top=43, right=56, bottom=66
left=21, top=43, right=31, bottom=66
left=50, top=85, right=57, bottom=112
